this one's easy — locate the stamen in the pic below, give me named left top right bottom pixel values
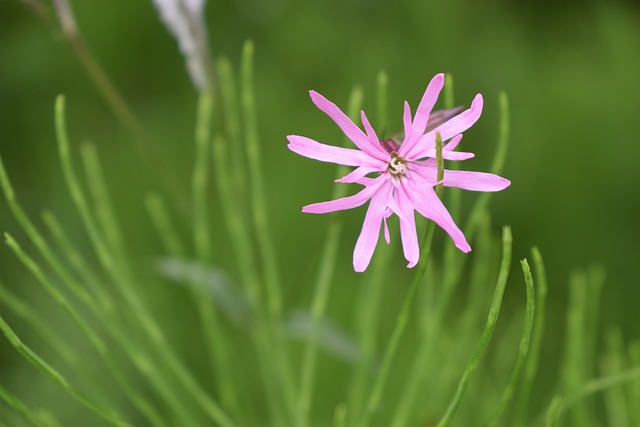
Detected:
left=388, top=153, right=408, bottom=176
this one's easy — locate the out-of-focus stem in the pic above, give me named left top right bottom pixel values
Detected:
left=47, top=0, right=186, bottom=210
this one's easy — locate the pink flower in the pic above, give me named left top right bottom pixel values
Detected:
left=287, top=74, right=510, bottom=272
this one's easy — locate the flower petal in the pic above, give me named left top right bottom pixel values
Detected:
left=444, top=134, right=464, bottom=151
left=287, top=135, right=382, bottom=167
left=353, top=182, right=392, bottom=272
left=360, top=110, right=379, bottom=144
left=396, top=185, right=420, bottom=268
left=335, top=165, right=381, bottom=183
left=383, top=216, right=390, bottom=244
left=419, top=148, right=475, bottom=162
left=407, top=183, right=471, bottom=252
left=400, top=73, right=445, bottom=156
left=302, top=176, right=385, bottom=214
left=309, top=91, right=387, bottom=161
left=442, top=170, right=511, bottom=192
left=407, top=94, right=483, bottom=160
left=402, top=101, right=412, bottom=140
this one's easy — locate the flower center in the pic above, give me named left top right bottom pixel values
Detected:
left=387, top=153, right=408, bottom=176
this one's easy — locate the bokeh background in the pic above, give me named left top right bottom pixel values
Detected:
left=1, top=0, right=640, bottom=423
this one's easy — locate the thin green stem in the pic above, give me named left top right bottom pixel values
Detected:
left=0, top=313, right=132, bottom=427
left=3, top=146, right=184, bottom=426
left=376, top=71, right=388, bottom=135
left=4, top=233, right=172, bottom=427
left=0, top=382, right=60, bottom=427
left=144, top=193, right=186, bottom=257
left=241, top=39, right=296, bottom=420
left=545, top=366, right=640, bottom=426
left=560, top=270, right=591, bottom=427
left=436, top=226, right=513, bottom=427
left=296, top=86, right=364, bottom=427
left=55, top=95, right=234, bottom=427
left=0, top=282, right=77, bottom=366
left=487, top=258, right=536, bottom=426
left=192, top=91, right=214, bottom=262
left=212, top=134, right=285, bottom=425
left=191, top=90, right=240, bottom=422
left=601, top=329, right=629, bottom=426
left=347, top=80, right=392, bottom=424
left=463, top=92, right=510, bottom=238
left=514, top=247, right=548, bottom=426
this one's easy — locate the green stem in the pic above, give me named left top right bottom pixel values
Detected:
left=436, top=226, right=513, bottom=427
left=0, top=312, right=133, bottom=427
left=513, top=247, right=548, bottom=426
left=296, top=86, right=364, bottom=427
left=241, top=39, right=296, bottom=420
left=487, top=258, right=536, bottom=426
left=191, top=90, right=240, bottom=422
left=212, top=134, right=285, bottom=425
left=55, top=95, right=234, bottom=427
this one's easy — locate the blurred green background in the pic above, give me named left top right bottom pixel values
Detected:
left=1, top=0, right=640, bottom=423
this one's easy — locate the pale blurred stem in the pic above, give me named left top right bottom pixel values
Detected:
left=463, top=92, right=509, bottom=238
left=1, top=150, right=187, bottom=426
left=52, top=0, right=143, bottom=142
left=214, top=57, right=280, bottom=423
left=296, top=86, right=363, bottom=427
left=356, top=133, right=445, bottom=427
left=49, top=0, right=186, bottom=210
left=55, top=96, right=235, bottom=427
left=212, top=135, right=286, bottom=425
left=0, top=382, right=59, bottom=427
left=436, top=226, right=513, bottom=427
left=1, top=235, right=134, bottom=427
left=191, top=91, right=241, bottom=421
left=545, top=366, right=640, bottom=426
left=20, top=0, right=52, bottom=22
left=241, top=40, right=296, bottom=418
left=348, top=76, right=392, bottom=422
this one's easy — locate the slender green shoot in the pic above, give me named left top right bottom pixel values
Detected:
left=436, top=225, right=513, bottom=427
left=545, top=365, right=640, bottom=426
left=0, top=382, right=62, bottom=427
left=514, top=247, right=548, bottom=426
left=0, top=313, right=132, bottom=427
left=296, top=86, right=364, bottom=427
left=464, top=92, right=509, bottom=238
left=376, top=71, right=388, bottom=135
left=192, top=89, right=241, bottom=422
left=55, top=95, right=234, bottom=427
left=212, top=133, right=285, bottom=425
left=144, top=193, right=186, bottom=257
left=241, top=39, right=296, bottom=420
left=0, top=282, right=77, bottom=366
left=348, top=77, right=390, bottom=423
left=487, top=258, right=536, bottom=426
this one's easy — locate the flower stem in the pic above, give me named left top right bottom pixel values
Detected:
left=487, top=258, right=536, bottom=426
left=513, top=247, right=548, bottom=426
left=436, top=226, right=513, bottom=427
